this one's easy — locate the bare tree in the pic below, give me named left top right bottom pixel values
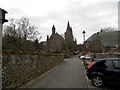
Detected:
left=4, top=26, right=13, bottom=36
left=101, top=27, right=117, bottom=32
left=3, top=17, right=42, bottom=51
left=3, top=18, right=18, bottom=36
left=4, top=17, right=41, bottom=41
left=17, top=17, right=40, bottom=41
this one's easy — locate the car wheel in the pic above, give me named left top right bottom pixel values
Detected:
left=92, top=76, right=104, bottom=87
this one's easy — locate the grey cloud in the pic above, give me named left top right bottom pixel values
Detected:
left=7, top=8, right=25, bottom=18
left=3, top=0, right=118, bottom=43
left=61, top=1, right=118, bottom=42
left=29, top=1, right=118, bottom=43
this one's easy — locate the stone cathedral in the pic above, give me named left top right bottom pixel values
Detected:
left=47, top=21, right=76, bottom=52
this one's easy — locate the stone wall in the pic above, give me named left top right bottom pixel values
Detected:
left=2, top=51, right=64, bottom=88
left=63, top=51, right=73, bottom=58
left=96, top=53, right=120, bottom=59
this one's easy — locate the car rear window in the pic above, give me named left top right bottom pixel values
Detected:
left=113, top=60, right=120, bottom=69
left=105, top=60, right=114, bottom=70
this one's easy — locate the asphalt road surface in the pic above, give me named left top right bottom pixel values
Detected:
left=25, top=55, right=88, bottom=88
left=20, top=55, right=118, bottom=89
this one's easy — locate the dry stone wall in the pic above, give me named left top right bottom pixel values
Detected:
left=2, top=51, right=64, bottom=88
left=96, top=53, right=120, bottom=59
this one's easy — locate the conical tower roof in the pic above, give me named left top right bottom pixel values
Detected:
left=67, top=21, right=70, bottom=30
left=52, top=25, right=56, bottom=34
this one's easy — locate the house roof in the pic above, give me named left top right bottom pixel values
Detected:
left=0, top=8, right=8, bottom=23
left=87, top=31, right=120, bottom=47
left=0, top=8, right=8, bottom=13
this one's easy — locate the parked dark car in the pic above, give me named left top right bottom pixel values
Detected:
left=86, top=58, right=120, bottom=87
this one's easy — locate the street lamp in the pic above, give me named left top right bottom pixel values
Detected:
left=82, top=31, right=86, bottom=55
left=82, top=31, right=86, bottom=42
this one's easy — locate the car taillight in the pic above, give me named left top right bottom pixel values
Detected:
left=87, top=61, right=96, bottom=70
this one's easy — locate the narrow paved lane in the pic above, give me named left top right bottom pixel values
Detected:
left=30, top=55, right=88, bottom=88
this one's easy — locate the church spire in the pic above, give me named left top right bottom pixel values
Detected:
left=67, top=21, right=70, bottom=30
left=52, top=25, right=56, bottom=34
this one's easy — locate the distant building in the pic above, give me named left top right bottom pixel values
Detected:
left=86, top=31, right=120, bottom=53
left=47, top=22, right=76, bottom=52
left=47, top=25, right=65, bottom=52
left=65, top=21, right=76, bottom=51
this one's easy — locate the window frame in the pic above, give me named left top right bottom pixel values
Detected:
left=113, top=60, right=120, bottom=69
left=105, top=60, right=114, bottom=70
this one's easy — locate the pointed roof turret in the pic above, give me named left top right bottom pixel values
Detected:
left=52, top=25, right=56, bottom=34
left=67, top=21, right=70, bottom=27
left=67, top=21, right=70, bottom=30
left=47, top=35, right=49, bottom=40
left=52, top=25, right=55, bottom=30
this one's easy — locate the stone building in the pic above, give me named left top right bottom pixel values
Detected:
left=65, top=21, right=76, bottom=51
left=47, top=22, right=76, bottom=52
left=86, top=31, right=120, bottom=53
left=47, top=25, right=65, bottom=52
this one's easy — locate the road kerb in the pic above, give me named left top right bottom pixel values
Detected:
left=81, top=60, right=96, bottom=88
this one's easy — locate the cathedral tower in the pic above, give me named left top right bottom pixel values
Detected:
left=65, top=21, right=75, bottom=51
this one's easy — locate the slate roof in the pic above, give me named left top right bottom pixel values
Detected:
left=87, top=31, right=120, bottom=47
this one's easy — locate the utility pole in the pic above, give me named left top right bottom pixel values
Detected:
left=0, top=8, right=8, bottom=89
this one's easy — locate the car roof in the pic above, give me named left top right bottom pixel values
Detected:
left=95, top=58, right=120, bottom=62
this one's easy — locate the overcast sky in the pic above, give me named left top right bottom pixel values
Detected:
left=0, top=0, right=119, bottom=44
